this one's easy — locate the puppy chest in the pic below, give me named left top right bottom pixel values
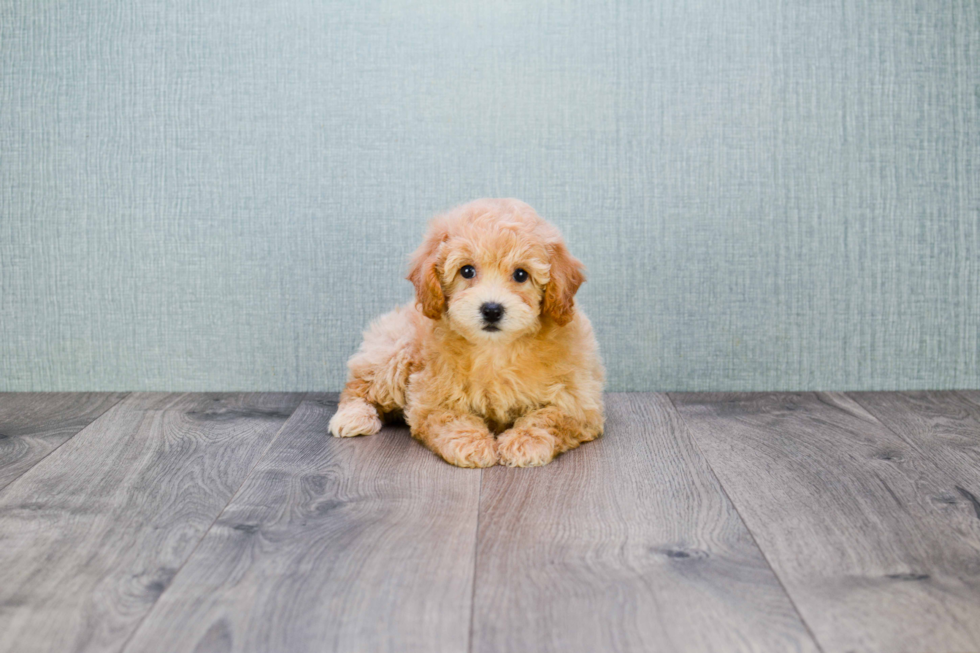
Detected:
left=460, top=370, right=548, bottom=427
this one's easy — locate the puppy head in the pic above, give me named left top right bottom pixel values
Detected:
left=407, top=199, right=585, bottom=342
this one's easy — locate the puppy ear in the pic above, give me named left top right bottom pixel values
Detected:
left=542, top=241, right=586, bottom=326
left=406, top=221, right=449, bottom=320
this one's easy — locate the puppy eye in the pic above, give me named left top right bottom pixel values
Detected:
left=460, top=265, right=476, bottom=279
left=513, top=268, right=529, bottom=283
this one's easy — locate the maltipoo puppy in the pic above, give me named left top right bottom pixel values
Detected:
left=328, top=198, right=605, bottom=467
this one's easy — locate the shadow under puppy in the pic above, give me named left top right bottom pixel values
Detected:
left=329, top=198, right=605, bottom=467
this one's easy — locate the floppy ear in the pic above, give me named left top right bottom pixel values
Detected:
left=406, top=221, right=449, bottom=320
left=542, top=241, right=586, bottom=326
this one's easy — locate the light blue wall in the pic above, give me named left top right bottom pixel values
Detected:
left=1, top=1, right=978, bottom=392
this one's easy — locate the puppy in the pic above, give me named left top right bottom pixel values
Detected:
left=328, top=198, right=605, bottom=467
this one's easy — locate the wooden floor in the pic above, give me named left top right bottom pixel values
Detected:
left=0, top=392, right=978, bottom=653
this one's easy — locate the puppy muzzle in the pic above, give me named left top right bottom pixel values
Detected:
left=480, top=302, right=505, bottom=331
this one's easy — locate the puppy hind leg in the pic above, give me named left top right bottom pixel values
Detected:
left=329, top=303, right=423, bottom=438
left=329, top=379, right=383, bottom=438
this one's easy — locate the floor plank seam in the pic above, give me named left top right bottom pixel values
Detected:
left=0, top=392, right=131, bottom=495
left=665, top=392, right=827, bottom=653
left=954, top=390, right=980, bottom=410
left=846, top=391, right=934, bottom=456
left=847, top=390, right=980, bottom=518
left=466, top=468, right=485, bottom=653
left=115, top=392, right=309, bottom=653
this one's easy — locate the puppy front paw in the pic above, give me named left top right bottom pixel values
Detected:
left=497, top=427, right=557, bottom=467
left=436, top=429, right=498, bottom=468
left=328, top=399, right=382, bottom=437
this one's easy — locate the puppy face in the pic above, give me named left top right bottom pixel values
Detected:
left=407, top=199, right=585, bottom=343
left=441, top=231, right=548, bottom=342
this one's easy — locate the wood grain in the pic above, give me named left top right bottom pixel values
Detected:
left=0, top=392, right=303, bottom=653
left=670, top=392, right=980, bottom=653
left=122, top=394, right=483, bottom=653
left=849, top=391, right=980, bottom=506
left=471, top=393, right=819, bottom=653
left=0, top=393, right=128, bottom=490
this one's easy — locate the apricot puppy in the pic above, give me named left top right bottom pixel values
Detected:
left=328, top=199, right=605, bottom=467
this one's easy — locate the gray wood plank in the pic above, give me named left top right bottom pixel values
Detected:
left=472, top=393, right=819, bottom=653
left=0, top=393, right=128, bottom=490
left=122, top=394, right=483, bottom=653
left=0, top=392, right=303, bottom=653
left=670, top=392, right=980, bottom=653
left=849, top=391, right=980, bottom=504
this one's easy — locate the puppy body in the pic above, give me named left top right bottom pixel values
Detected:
left=329, top=199, right=605, bottom=467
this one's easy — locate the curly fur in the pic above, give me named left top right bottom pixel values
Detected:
left=328, top=198, right=606, bottom=467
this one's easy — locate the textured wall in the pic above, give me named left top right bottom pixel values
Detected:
left=1, top=1, right=978, bottom=392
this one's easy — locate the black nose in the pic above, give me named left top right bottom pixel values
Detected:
left=480, top=302, right=505, bottom=323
